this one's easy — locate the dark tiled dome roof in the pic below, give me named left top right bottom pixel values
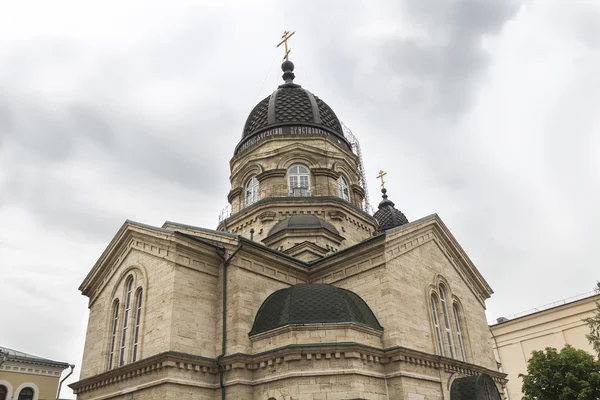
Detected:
left=250, top=284, right=383, bottom=335
left=268, top=214, right=340, bottom=237
left=236, top=61, right=351, bottom=154
left=373, top=188, right=409, bottom=233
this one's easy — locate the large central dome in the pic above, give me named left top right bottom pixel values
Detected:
left=235, top=61, right=352, bottom=154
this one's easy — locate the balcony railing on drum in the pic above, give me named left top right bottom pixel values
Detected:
left=288, top=185, right=311, bottom=198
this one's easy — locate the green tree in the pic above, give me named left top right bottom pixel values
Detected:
left=520, top=345, right=600, bottom=400
left=583, top=281, right=600, bottom=359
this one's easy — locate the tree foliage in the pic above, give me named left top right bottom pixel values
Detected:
left=583, top=281, right=600, bottom=359
left=520, top=345, right=600, bottom=400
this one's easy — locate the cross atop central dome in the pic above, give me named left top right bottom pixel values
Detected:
left=235, top=61, right=352, bottom=155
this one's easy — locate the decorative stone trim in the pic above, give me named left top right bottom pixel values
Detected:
left=248, top=322, right=384, bottom=341
left=327, top=210, right=346, bottom=221
left=256, top=168, right=286, bottom=181
left=72, top=344, right=507, bottom=396
left=70, top=352, right=217, bottom=395
left=351, top=184, right=365, bottom=198
left=257, top=211, right=276, bottom=221
left=311, top=167, right=340, bottom=179
left=227, top=187, right=242, bottom=204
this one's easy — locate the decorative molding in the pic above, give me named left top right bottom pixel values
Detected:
left=351, top=184, right=365, bottom=198
left=256, top=169, right=286, bottom=181
left=227, top=187, right=242, bottom=204
left=248, top=322, right=383, bottom=341
left=257, top=211, right=277, bottom=222
left=71, top=344, right=507, bottom=396
left=311, top=167, right=340, bottom=179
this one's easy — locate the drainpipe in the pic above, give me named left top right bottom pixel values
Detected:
left=490, top=328, right=510, bottom=400
left=215, top=241, right=243, bottom=400
left=56, top=364, right=75, bottom=400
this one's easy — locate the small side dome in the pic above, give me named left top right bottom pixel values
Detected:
left=373, top=188, right=409, bottom=233
left=250, top=284, right=383, bottom=335
left=268, top=214, right=340, bottom=237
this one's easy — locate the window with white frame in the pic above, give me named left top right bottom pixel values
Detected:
left=431, top=295, right=445, bottom=356
left=132, top=288, right=143, bottom=362
left=288, top=165, right=310, bottom=197
left=245, top=176, right=259, bottom=206
left=439, top=285, right=457, bottom=358
left=108, top=299, right=119, bottom=369
left=453, top=303, right=467, bottom=361
left=338, top=176, right=350, bottom=201
left=119, top=276, right=134, bottom=366
left=0, top=384, right=7, bottom=400
left=17, top=388, right=34, bottom=400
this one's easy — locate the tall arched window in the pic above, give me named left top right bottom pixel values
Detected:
left=245, top=176, right=259, bottom=206
left=431, top=295, right=445, bottom=356
left=119, top=276, right=134, bottom=366
left=132, top=288, right=143, bottom=362
left=0, top=385, right=7, bottom=400
left=288, top=165, right=310, bottom=197
left=454, top=304, right=467, bottom=361
left=439, top=285, right=457, bottom=358
left=107, top=299, right=119, bottom=369
left=17, top=388, right=34, bottom=400
left=338, top=176, right=350, bottom=201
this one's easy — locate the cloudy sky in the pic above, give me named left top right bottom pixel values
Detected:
left=1, top=0, right=599, bottom=397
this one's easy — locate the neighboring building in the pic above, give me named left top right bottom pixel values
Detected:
left=490, top=292, right=599, bottom=400
left=70, top=57, right=506, bottom=399
left=0, top=346, right=72, bottom=400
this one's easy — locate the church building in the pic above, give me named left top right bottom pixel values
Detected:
left=70, top=44, right=507, bottom=399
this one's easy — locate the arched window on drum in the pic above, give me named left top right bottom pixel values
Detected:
left=338, top=175, right=350, bottom=201
left=288, top=165, right=311, bottom=197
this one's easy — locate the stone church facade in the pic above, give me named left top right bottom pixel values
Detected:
left=70, top=60, right=507, bottom=399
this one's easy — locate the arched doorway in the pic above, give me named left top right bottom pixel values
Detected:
left=450, top=374, right=501, bottom=400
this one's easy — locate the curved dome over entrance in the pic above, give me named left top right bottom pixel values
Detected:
left=250, top=283, right=383, bottom=335
left=450, top=374, right=501, bottom=400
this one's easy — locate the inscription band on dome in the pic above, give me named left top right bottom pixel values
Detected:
left=237, top=125, right=333, bottom=153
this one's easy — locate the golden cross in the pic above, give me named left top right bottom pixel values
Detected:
left=376, top=170, right=387, bottom=189
left=277, top=30, right=296, bottom=61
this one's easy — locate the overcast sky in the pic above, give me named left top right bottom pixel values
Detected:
left=1, top=0, right=599, bottom=397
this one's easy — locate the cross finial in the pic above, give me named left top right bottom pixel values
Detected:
left=376, top=170, right=387, bottom=189
left=277, top=30, right=296, bottom=61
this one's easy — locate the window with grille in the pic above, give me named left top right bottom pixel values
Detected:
left=288, top=165, right=311, bottom=197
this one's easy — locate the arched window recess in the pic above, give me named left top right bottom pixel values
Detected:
left=338, top=175, right=350, bottom=201
left=288, top=165, right=311, bottom=197
left=245, top=176, right=259, bottom=206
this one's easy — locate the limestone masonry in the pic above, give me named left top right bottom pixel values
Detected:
left=70, top=59, right=506, bottom=399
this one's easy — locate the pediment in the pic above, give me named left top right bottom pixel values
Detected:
left=79, top=220, right=229, bottom=305
left=383, top=214, right=493, bottom=305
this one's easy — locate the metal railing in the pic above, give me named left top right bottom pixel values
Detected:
left=489, top=290, right=597, bottom=325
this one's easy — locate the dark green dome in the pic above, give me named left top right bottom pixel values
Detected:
left=250, top=284, right=383, bottom=335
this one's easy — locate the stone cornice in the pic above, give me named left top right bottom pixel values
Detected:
left=71, top=344, right=507, bottom=396
left=69, top=351, right=217, bottom=395
left=248, top=322, right=384, bottom=341
left=227, top=187, right=242, bottom=203
left=219, top=196, right=377, bottom=232
left=230, top=140, right=358, bottom=179
left=256, top=168, right=286, bottom=181
left=351, top=183, right=365, bottom=198
left=311, top=167, right=340, bottom=179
